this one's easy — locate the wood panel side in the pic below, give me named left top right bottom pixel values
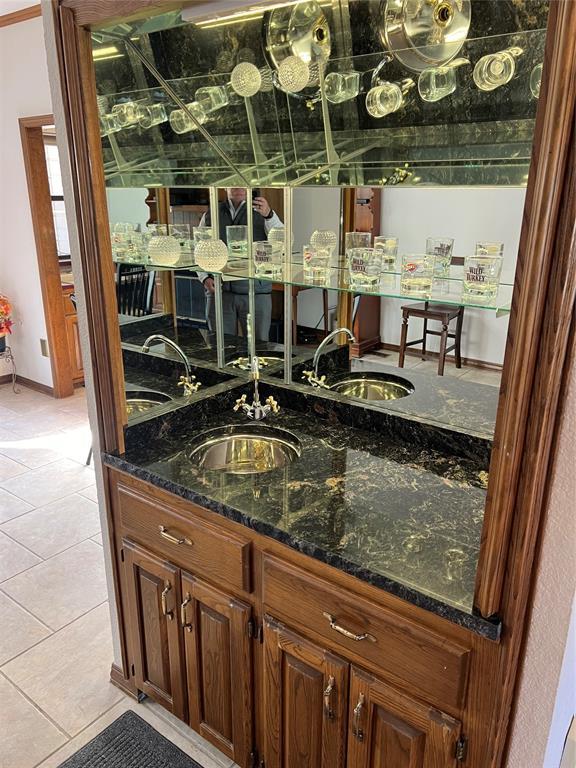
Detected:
left=0, top=4, right=41, bottom=27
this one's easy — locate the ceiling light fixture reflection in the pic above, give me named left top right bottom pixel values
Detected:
left=92, top=45, right=119, bottom=58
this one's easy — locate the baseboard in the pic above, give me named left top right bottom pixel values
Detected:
left=377, top=343, right=503, bottom=372
left=110, top=663, right=140, bottom=700
left=350, top=335, right=381, bottom=359
left=0, top=374, right=55, bottom=395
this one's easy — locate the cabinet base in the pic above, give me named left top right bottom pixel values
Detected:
left=110, top=663, right=141, bottom=701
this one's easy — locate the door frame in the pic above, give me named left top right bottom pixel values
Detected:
left=19, top=114, right=74, bottom=397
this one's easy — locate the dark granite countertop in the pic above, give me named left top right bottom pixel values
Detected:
left=103, top=380, right=500, bottom=640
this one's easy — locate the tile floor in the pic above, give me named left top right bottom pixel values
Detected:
left=0, top=364, right=500, bottom=768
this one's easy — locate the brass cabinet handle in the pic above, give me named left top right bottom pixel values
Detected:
left=352, top=693, right=365, bottom=741
left=159, top=525, right=192, bottom=546
left=180, top=594, right=192, bottom=631
left=323, top=612, right=376, bottom=643
left=161, top=583, right=173, bottom=620
left=323, top=675, right=336, bottom=720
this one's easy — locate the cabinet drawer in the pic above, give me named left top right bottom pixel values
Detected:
left=263, top=555, right=470, bottom=711
left=117, top=483, right=251, bottom=592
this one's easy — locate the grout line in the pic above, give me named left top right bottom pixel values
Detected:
left=0, top=527, right=50, bottom=561
left=0, top=519, right=103, bottom=563
left=0, top=668, right=72, bottom=740
left=0, top=589, right=55, bottom=633
left=0, top=472, right=96, bottom=509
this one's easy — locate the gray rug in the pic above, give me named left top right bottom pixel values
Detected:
left=57, top=710, right=205, bottom=767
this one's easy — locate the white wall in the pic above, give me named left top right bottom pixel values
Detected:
left=0, top=16, right=53, bottom=386
left=379, top=187, right=526, bottom=365
left=106, top=188, right=149, bottom=232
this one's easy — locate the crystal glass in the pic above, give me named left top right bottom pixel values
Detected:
left=99, top=113, right=121, bottom=136
left=111, top=101, right=140, bottom=127
left=136, top=103, right=167, bottom=129
left=463, top=254, right=503, bottom=303
left=147, top=224, right=190, bottom=266
left=169, top=102, right=207, bottom=134
left=348, top=247, right=382, bottom=292
left=195, top=239, right=228, bottom=271
left=231, top=62, right=262, bottom=97
left=345, top=231, right=371, bottom=268
left=530, top=63, right=543, bottom=99
left=426, top=237, right=454, bottom=278
left=195, top=86, right=229, bottom=113
left=253, top=241, right=283, bottom=280
left=473, top=47, right=523, bottom=92
left=475, top=241, right=504, bottom=256
left=111, top=224, right=143, bottom=262
left=193, top=226, right=213, bottom=247
left=226, top=225, right=249, bottom=261
left=303, top=245, right=331, bottom=285
left=374, top=236, right=398, bottom=272
left=324, top=71, right=360, bottom=103
left=310, top=229, right=338, bottom=252
left=365, top=81, right=404, bottom=118
left=277, top=55, right=310, bottom=93
left=418, top=59, right=468, bottom=103
left=400, top=255, right=435, bottom=298
left=267, top=226, right=286, bottom=256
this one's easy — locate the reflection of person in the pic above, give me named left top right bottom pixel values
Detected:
left=197, top=188, right=283, bottom=341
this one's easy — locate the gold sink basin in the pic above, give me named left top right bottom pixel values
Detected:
left=189, top=424, right=301, bottom=474
left=126, top=390, right=173, bottom=417
left=330, top=372, right=414, bottom=401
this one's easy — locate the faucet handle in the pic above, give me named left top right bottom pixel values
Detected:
left=265, top=395, right=280, bottom=414
left=178, top=375, right=201, bottom=396
left=302, top=370, right=329, bottom=389
left=234, top=394, right=248, bottom=412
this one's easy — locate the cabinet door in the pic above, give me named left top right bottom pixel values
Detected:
left=263, top=616, right=348, bottom=768
left=123, top=540, right=186, bottom=719
left=347, top=666, right=461, bottom=768
left=181, top=573, right=253, bottom=768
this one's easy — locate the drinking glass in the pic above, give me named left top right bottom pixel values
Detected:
left=99, top=113, right=121, bottom=136
left=475, top=241, right=504, bottom=256
left=230, top=62, right=262, bottom=97
left=193, top=226, right=213, bottom=244
left=195, top=86, right=229, bottom=112
left=400, top=255, right=435, bottom=298
left=169, top=102, right=207, bottom=134
left=311, top=229, right=338, bottom=252
left=463, top=254, right=503, bottom=304
left=253, top=241, right=283, bottom=280
left=147, top=224, right=189, bottom=266
left=324, top=71, right=361, bottom=103
left=267, top=226, right=286, bottom=256
left=226, top=225, right=249, bottom=261
left=417, top=59, right=468, bottom=103
left=365, top=79, right=412, bottom=118
left=303, top=245, right=331, bottom=285
left=473, top=47, right=523, bottom=92
left=111, top=101, right=140, bottom=127
left=530, top=63, right=543, bottom=99
left=374, top=236, right=398, bottom=272
left=426, top=237, right=454, bottom=278
left=348, top=247, right=382, bottom=292
left=345, top=231, right=371, bottom=268
left=136, top=103, right=167, bottom=129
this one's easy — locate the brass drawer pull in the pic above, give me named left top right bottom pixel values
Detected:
left=323, top=675, right=336, bottom=719
left=323, top=612, right=376, bottom=643
left=180, top=594, right=192, bottom=631
left=161, top=583, right=173, bottom=620
left=352, top=693, right=365, bottom=741
left=159, top=525, right=192, bottom=546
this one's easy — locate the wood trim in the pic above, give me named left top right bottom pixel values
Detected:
left=378, top=343, right=504, bottom=372
left=474, top=0, right=576, bottom=617
left=0, top=4, right=40, bottom=27
left=60, top=0, right=187, bottom=28
left=110, top=662, right=139, bottom=700
left=19, top=115, right=74, bottom=399
left=0, top=374, right=55, bottom=395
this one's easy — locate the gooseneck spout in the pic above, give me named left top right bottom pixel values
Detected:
left=312, top=327, right=356, bottom=377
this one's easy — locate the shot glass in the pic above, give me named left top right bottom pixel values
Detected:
left=303, top=245, right=331, bottom=285
left=226, top=225, right=249, bottom=261
left=348, top=247, right=382, bottom=292
left=463, top=253, right=503, bottom=303
left=136, top=103, right=168, bottom=129
left=418, top=59, right=468, bottom=103
left=253, top=241, right=283, bottom=280
left=473, top=47, right=523, bottom=92
left=374, top=236, right=398, bottom=272
left=400, top=255, right=435, bottom=298
left=111, top=101, right=140, bottom=128
left=169, top=102, right=208, bottom=134
left=324, top=71, right=361, bottom=104
left=426, top=237, right=454, bottom=278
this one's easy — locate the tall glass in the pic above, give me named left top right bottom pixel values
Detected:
left=348, top=247, right=382, bottom=292
left=400, top=255, right=435, bottom=298
left=426, top=237, right=454, bottom=278
left=374, top=236, right=398, bottom=272
left=226, top=225, right=249, bottom=261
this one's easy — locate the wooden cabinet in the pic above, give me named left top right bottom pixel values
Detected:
left=181, top=573, right=253, bottom=767
left=62, top=285, right=84, bottom=384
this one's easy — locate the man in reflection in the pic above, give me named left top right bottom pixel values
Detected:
left=197, top=188, right=282, bottom=341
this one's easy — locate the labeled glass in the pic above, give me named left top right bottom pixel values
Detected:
left=195, top=86, right=229, bottom=113
left=530, top=63, right=543, bottom=98
left=169, top=102, right=207, bottom=134
left=348, top=247, right=382, bottom=292
left=365, top=79, right=412, bottom=118
left=226, top=225, right=249, bottom=261
left=345, top=231, right=371, bottom=268
left=324, top=71, right=361, bottom=103
left=463, top=254, right=503, bottom=303
left=253, top=241, right=283, bottom=280
left=136, top=103, right=167, bottom=129
left=473, top=47, right=523, bottom=92
left=418, top=59, right=468, bottom=103
left=374, top=236, right=398, bottom=272
left=400, top=255, right=435, bottom=298
left=303, top=245, right=331, bottom=285
left=475, top=241, right=504, bottom=256
left=426, top=237, right=454, bottom=278
left=111, top=101, right=140, bottom=127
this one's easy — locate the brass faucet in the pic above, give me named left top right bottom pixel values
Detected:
left=141, top=334, right=201, bottom=395
left=303, top=327, right=356, bottom=389
left=234, top=356, right=280, bottom=420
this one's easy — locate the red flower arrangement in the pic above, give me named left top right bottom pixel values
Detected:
left=0, top=295, right=13, bottom=336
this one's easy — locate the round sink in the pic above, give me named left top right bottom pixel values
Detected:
left=126, top=390, right=173, bottom=417
left=330, top=372, right=414, bottom=401
left=189, top=424, right=301, bottom=474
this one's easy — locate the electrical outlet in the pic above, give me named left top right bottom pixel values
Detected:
left=40, top=339, right=49, bottom=357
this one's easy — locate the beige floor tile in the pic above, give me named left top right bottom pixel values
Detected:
left=459, top=367, right=502, bottom=387
left=1, top=493, right=100, bottom=559
left=0, top=488, right=33, bottom=524
left=1, top=540, right=107, bottom=630
left=78, top=484, right=98, bottom=503
left=410, top=359, right=468, bottom=378
left=0, top=433, right=63, bottom=469
left=1, top=410, right=86, bottom=439
left=2, top=603, right=122, bottom=737
left=0, top=454, right=28, bottom=481
left=50, top=426, right=93, bottom=466
left=0, top=458, right=94, bottom=506
left=0, top=592, right=52, bottom=665
left=91, top=532, right=103, bottom=546
left=0, top=531, right=41, bottom=582
left=0, top=674, right=67, bottom=768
